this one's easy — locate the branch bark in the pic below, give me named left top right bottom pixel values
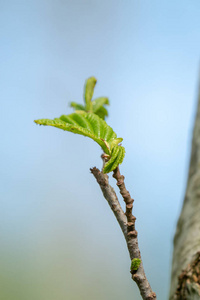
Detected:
left=169, top=81, right=200, bottom=299
left=91, top=166, right=156, bottom=300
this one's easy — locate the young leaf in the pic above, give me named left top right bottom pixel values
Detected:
left=70, top=102, right=85, bottom=111
left=94, top=106, right=109, bottom=120
left=130, top=258, right=141, bottom=272
left=69, top=77, right=109, bottom=120
left=109, top=138, right=123, bottom=149
left=34, top=111, right=125, bottom=172
left=92, top=97, right=109, bottom=113
left=103, top=145, right=125, bottom=174
left=84, top=77, right=97, bottom=112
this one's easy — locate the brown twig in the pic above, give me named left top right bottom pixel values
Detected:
left=90, top=167, right=127, bottom=239
left=113, top=166, right=156, bottom=299
left=91, top=165, right=156, bottom=300
left=113, top=167, right=136, bottom=242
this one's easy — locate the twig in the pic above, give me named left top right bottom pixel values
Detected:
left=113, top=166, right=156, bottom=299
left=113, top=167, right=136, bottom=244
left=90, top=167, right=127, bottom=239
left=91, top=166, right=156, bottom=300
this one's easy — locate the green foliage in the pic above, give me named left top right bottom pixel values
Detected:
left=104, top=145, right=125, bottom=174
left=130, top=258, right=141, bottom=272
left=84, top=76, right=97, bottom=111
left=70, top=77, right=109, bottom=120
left=35, top=77, right=125, bottom=173
left=34, top=110, right=125, bottom=173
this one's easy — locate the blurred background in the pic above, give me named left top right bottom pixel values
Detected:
left=1, top=1, right=200, bottom=299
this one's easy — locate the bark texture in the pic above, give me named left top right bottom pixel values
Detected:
left=170, top=84, right=200, bottom=299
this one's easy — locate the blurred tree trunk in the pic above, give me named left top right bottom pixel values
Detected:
left=169, top=82, right=200, bottom=299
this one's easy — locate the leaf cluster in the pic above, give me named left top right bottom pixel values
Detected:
left=70, top=77, right=109, bottom=120
left=34, top=77, right=125, bottom=173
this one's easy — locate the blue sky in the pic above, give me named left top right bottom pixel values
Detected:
left=1, top=1, right=200, bottom=299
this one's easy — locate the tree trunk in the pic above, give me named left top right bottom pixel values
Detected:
left=169, top=82, right=200, bottom=299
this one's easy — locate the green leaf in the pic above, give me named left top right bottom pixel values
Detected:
left=84, top=77, right=97, bottom=111
left=109, top=138, right=123, bottom=149
left=70, top=102, right=85, bottom=111
left=70, top=77, right=110, bottom=120
left=35, top=111, right=125, bottom=172
left=92, top=97, right=109, bottom=113
left=103, top=145, right=125, bottom=173
left=35, top=77, right=125, bottom=173
left=95, top=106, right=109, bottom=120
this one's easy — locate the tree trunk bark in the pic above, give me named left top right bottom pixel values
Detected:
left=169, top=82, right=200, bottom=299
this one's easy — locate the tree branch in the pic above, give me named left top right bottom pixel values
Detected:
left=169, top=79, right=200, bottom=299
left=90, top=166, right=156, bottom=300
